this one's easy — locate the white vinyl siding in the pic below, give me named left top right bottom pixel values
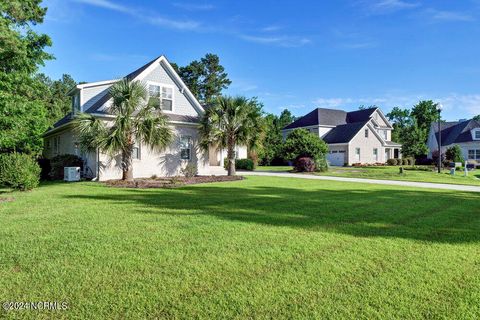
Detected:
left=142, top=62, right=198, bottom=116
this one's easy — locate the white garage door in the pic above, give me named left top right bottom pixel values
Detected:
left=327, top=151, right=345, bottom=166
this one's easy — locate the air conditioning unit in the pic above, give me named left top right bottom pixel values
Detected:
left=64, top=167, right=81, bottom=182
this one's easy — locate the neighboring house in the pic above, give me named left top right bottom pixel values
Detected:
left=427, top=118, right=480, bottom=162
left=43, top=55, right=247, bottom=180
left=282, top=107, right=402, bottom=166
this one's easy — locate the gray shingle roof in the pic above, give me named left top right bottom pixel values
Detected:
left=322, top=121, right=368, bottom=144
left=433, top=119, right=480, bottom=145
left=284, top=107, right=377, bottom=130
left=283, top=107, right=379, bottom=143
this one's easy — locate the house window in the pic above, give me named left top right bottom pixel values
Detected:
left=180, top=136, right=192, bottom=160
left=468, top=149, right=480, bottom=160
left=383, top=130, right=388, bottom=140
left=72, top=93, right=80, bottom=113
left=161, top=87, right=173, bottom=111
left=373, top=148, right=378, bottom=161
left=355, top=148, right=361, bottom=161
left=148, top=84, right=173, bottom=111
left=132, top=143, right=141, bottom=160
left=475, top=130, right=480, bottom=140
left=365, top=129, right=369, bottom=138
left=53, top=136, right=60, bottom=155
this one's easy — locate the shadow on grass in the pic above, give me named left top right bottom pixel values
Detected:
left=64, top=182, right=480, bottom=244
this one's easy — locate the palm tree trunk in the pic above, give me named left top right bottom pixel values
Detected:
left=122, top=144, right=134, bottom=181
left=227, top=139, right=236, bottom=176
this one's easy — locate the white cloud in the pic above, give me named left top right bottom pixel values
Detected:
left=240, top=35, right=311, bottom=47
left=73, top=0, right=202, bottom=31
left=313, top=94, right=480, bottom=119
left=359, top=0, right=420, bottom=14
left=172, top=2, right=215, bottom=11
left=261, top=25, right=283, bottom=32
left=74, top=0, right=129, bottom=12
left=430, top=10, right=474, bottom=22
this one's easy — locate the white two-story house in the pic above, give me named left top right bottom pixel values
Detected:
left=427, top=118, right=480, bottom=162
left=43, top=55, right=247, bottom=180
left=282, top=107, right=402, bottom=166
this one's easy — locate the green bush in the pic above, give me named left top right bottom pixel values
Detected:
left=0, top=153, right=40, bottom=190
left=315, top=156, right=329, bottom=172
left=406, top=157, right=416, bottom=166
left=386, top=158, right=398, bottom=166
left=50, top=154, right=84, bottom=180
left=403, top=165, right=432, bottom=171
left=223, top=158, right=256, bottom=171
left=282, top=128, right=328, bottom=165
left=402, top=158, right=409, bottom=165
left=446, top=145, right=464, bottom=163
left=235, top=159, right=255, bottom=171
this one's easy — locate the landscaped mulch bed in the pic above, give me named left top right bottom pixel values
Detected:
left=105, top=175, right=244, bottom=188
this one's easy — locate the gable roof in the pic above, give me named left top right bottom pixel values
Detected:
left=322, top=121, right=369, bottom=144
left=284, top=107, right=378, bottom=130
left=44, top=55, right=204, bottom=136
left=84, top=55, right=203, bottom=115
left=433, top=119, right=480, bottom=145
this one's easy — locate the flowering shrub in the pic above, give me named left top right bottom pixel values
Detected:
left=294, top=157, right=316, bottom=172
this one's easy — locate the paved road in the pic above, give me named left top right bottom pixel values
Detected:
left=241, top=171, right=480, bottom=193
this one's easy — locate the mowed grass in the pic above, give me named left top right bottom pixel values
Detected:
left=316, top=166, right=480, bottom=186
left=257, top=165, right=480, bottom=186
left=1, top=176, right=480, bottom=319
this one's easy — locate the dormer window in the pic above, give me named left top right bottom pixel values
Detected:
left=148, top=83, right=173, bottom=112
left=474, top=129, right=480, bottom=140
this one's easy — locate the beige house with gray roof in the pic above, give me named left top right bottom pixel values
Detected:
left=282, top=107, right=402, bottom=166
left=43, top=55, right=246, bottom=180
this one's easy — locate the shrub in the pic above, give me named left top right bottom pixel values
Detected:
left=401, top=158, right=409, bottom=165
left=235, top=159, right=255, bottom=171
left=223, top=158, right=256, bottom=171
left=37, top=157, right=51, bottom=180
left=282, top=129, right=328, bottom=163
left=407, top=157, right=416, bottom=166
left=49, top=154, right=84, bottom=180
left=181, top=163, right=197, bottom=178
left=315, top=156, right=328, bottom=172
left=446, top=145, right=464, bottom=163
left=294, top=157, right=316, bottom=172
left=403, top=165, right=432, bottom=171
left=431, top=150, right=445, bottom=167
left=0, top=153, right=40, bottom=190
left=417, top=157, right=433, bottom=166
left=386, top=158, right=398, bottom=166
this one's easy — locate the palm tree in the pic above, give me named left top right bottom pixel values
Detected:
left=200, top=96, right=264, bottom=176
left=73, top=79, right=173, bottom=181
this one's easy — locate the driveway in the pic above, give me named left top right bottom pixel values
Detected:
left=241, top=171, right=480, bottom=193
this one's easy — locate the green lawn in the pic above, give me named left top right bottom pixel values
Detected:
left=1, top=177, right=480, bottom=319
left=256, top=165, right=480, bottom=186
left=316, top=166, right=480, bottom=186
left=255, top=165, right=293, bottom=172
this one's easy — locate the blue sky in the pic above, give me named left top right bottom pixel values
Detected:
left=40, top=0, right=480, bottom=120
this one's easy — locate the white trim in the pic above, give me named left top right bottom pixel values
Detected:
left=134, top=56, right=205, bottom=114
left=67, top=80, right=119, bottom=95
left=374, top=108, right=393, bottom=129
left=146, top=81, right=175, bottom=113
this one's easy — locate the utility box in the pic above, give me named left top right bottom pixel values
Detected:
left=64, top=167, right=81, bottom=182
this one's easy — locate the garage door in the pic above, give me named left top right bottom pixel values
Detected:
left=327, top=151, right=345, bottom=166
